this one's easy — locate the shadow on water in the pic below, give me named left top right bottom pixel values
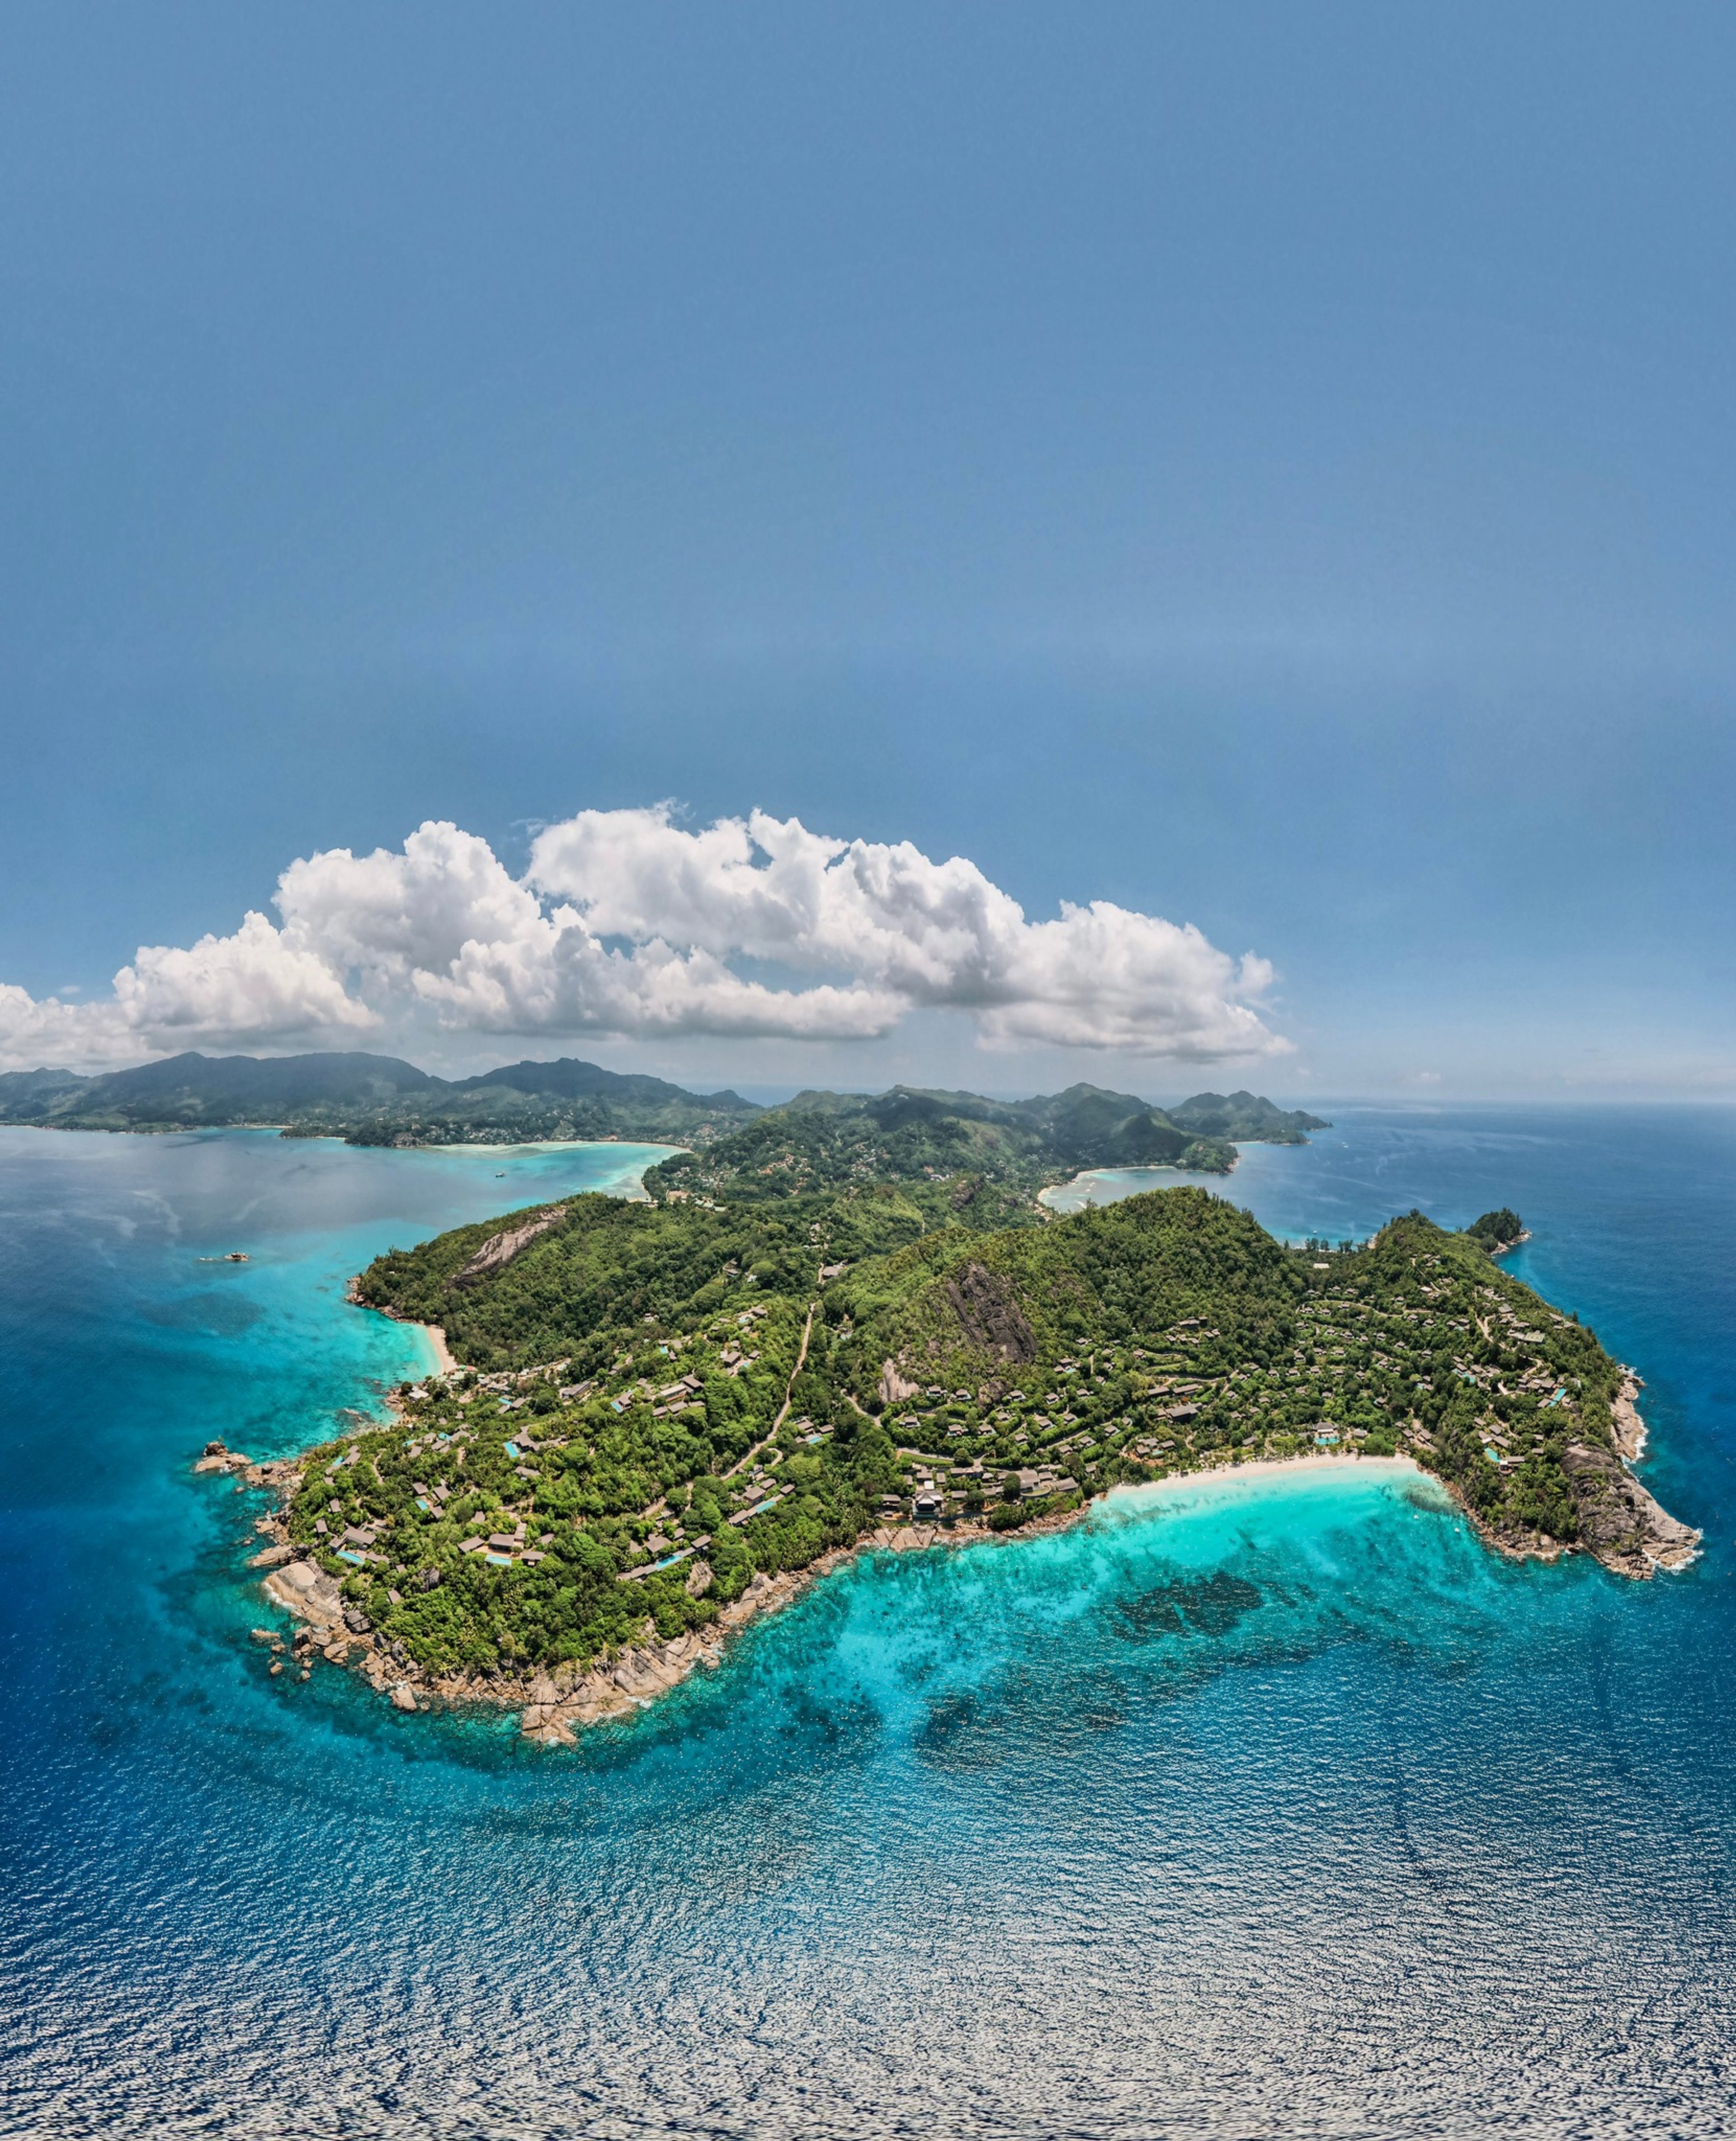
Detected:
left=1113, top=1569, right=1266, bottom=1640
left=1377, top=1676, right=1467, bottom=1918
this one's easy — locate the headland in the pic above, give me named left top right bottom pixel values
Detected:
left=212, top=1119, right=1699, bottom=1743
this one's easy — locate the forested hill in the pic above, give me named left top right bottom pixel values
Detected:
left=1164, top=1091, right=1330, bottom=1141
left=0, top=1048, right=1326, bottom=1182
left=323, top=1184, right=1694, bottom=1690
left=0, top=1051, right=758, bottom=1144
left=645, top=1082, right=1329, bottom=1205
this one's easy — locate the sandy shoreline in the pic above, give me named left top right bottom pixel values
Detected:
left=503, top=1452, right=1437, bottom=1742
left=244, top=1444, right=1430, bottom=1744
left=343, top=1283, right=458, bottom=1381
left=237, top=1297, right=1694, bottom=1743
left=1038, top=1161, right=1232, bottom=1213
left=421, top=1323, right=458, bottom=1377
left=236, top=1425, right=1693, bottom=1744
left=1127, top=1451, right=1426, bottom=1493
left=399, top=1138, right=683, bottom=1154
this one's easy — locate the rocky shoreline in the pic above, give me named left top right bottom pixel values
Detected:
left=1449, top=1371, right=1699, bottom=1579
left=212, top=1394, right=1701, bottom=1744
left=203, top=1424, right=1098, bottom=1741
left=1571, top=1370, right=1699, bottom=1577
left=490, top=1499, right=1105, bottom=1744
left=210, top=1330, right=1698, bottom=1742
left=223, top=1451, right=1450, bottom=1741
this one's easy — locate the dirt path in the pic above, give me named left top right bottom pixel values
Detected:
left=725, top=1294, right=818, bottom=1478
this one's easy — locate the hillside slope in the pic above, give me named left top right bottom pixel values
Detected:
left=0, top=1050, right=758, bottom=1144
left=288, top=1186, right=1697, bottom=1708
left=1, top=1051, right=1326, bottom=1186
left=646, top=1080, right=1330, bottom=1205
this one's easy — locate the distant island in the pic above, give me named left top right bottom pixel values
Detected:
left=0, top=1050, right=758, bottom=1147
left=216, top=1120, right=1696, bottom=1739
left=0, top=1046, right=1328, bottom=1186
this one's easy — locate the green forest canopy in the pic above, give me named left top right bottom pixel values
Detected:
left=307, top=1178, right=1628, bottom=1682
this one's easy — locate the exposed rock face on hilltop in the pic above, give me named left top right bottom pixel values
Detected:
left=453, top=1206, right=568, bottom=1286
left=877, top=1359, right=919, bottom=1404
left=944, top=1261, right=1037, bottom=1363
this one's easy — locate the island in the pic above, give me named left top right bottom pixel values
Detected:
left=0, top=1046, right=1326, bottom=1176
left=0, top=1049, right=760, bottom=1147
left=223, top=1110, right=1698, bottom=1742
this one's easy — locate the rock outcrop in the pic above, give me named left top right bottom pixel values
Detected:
left=1611, top=1373, right=1649, bottom=1463
left=877, top=1358, right=918, bottom=1405
left=1564, top=1439, right=1701, bottom=1577
left=516, top=1630, right=723, bottom=1744
left=452, top=1206, right=568, bottom=1287
left=264, top=1556, right=345, bottom=1628
left=943, top=1261, right=1037, bottom=1363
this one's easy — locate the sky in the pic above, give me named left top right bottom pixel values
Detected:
left=3, top=3, right=1734, bottom=1102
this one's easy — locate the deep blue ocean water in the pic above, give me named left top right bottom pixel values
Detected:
left=5, top=1108, right=1736, bottom=2140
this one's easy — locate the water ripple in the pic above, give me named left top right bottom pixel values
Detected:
left=5, top=1116, right=1736, bottom=2137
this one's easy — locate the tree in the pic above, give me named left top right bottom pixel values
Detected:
left=1467, top=1208, right=1524, bottom=1249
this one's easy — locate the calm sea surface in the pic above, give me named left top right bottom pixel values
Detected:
left=5, top=1109, right=1736, bottom=2140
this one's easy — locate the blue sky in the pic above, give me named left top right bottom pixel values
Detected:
left=3, top=4, right=1734, bottom=1100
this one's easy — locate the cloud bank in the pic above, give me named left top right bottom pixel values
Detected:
left=0, top=808, right=1287, bottom=1071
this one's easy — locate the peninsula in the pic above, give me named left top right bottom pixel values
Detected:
left=231, top=1115, right=1698, bottom=1739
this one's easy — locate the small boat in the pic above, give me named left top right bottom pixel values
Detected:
left=225, top=1252, right=250, bottom=1262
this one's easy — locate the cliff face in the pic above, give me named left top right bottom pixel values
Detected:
left=1471, top=1431, right=1701, bottom=1579
left=1469, top=1370, right=1698, bottom=1580
left=943, top=1261, right=1038, bottom=1363
left=453, top=1206, right=569, bottom=1287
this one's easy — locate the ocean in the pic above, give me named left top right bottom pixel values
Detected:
left=5, top=1108, right=1736, bottom=2140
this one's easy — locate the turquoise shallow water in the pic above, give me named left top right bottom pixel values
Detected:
left=5, top=1109, right=1736, bottom=2138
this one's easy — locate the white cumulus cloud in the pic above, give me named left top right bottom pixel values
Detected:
left=0, top=913, right=377, bottom=1069
left=0, top=807, right=1288, bottom=1070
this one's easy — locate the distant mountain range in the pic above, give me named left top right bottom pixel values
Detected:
left=645, top=1080, right=1327, bottom=1211
left=0, top=1050, right=1326, bottom=1189
left=0, top=1051, right=757, bottom=1145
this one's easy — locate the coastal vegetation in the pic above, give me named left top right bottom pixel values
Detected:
left=640, top=1083, right=1235, bottom=1202
left=258, top=1177, right=1694, bottom=1713
left=1468, top=1207, right=1526, bottom=1251
left=0, top=1049, right=1326, bottom=1181
left=0, top=1050, right=757, bottom=1145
